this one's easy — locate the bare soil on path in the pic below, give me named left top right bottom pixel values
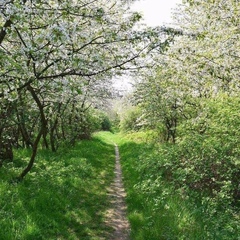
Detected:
left=105, top=144, right=130, bottom=240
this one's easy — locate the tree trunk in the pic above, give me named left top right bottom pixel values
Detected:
left=18, top=128, right=42, bottom=180
left=16, top=84, right=48, bottom=180
left=17, top=111, right=33, bottom=148
left=50, top=103, right=62, bottom=152
left=27, top=84, right=49, bottom=149
left=50, top=120, right=57, bottom=152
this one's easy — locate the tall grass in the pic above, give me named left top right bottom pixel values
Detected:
left=1, top=131, right=239, bottom=239
left=117, top=132, right=240, bottom=240
left=0, top=135, right=115, bottom=239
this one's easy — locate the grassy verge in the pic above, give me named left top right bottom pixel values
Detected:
left=116, top=131, right=240, bottom=240
left=0, top=134, right=115, bottom=240
left=119, top=139, right=201, bottom=240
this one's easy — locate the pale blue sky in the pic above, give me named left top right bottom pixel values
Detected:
left=131, top=0, right=182, bottom=26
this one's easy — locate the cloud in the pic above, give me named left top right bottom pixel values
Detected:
left=131, top=0, right=181, bottom=26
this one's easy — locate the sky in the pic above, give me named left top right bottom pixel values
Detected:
left=114, top=0, right=182, bottom=91
left=131, top=0, right=182, bottom=27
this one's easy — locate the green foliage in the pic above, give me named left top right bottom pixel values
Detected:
left=126, top=0, right=240, bottom=236
left=97, top=112, right=112, bottom=132
left=120, top=106, right=142, bottom=132
left=109, top=114, right=120, bottom=133
left=76, top=109, right=103, bottom=140
left=0, top=135, right=115, bottom=239
left=101, top=116, right=111, bottom=131
left=118, top=131, right=240, bottom=239
left=175, top=95, right=240, bottom=204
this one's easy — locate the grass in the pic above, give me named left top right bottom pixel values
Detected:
left=0, top=134, right=116, bottom=240
left=114, top=131, right=240, bottom=240
left=1, top=131, right=239, bottom=239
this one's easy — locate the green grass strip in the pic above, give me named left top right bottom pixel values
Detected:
left=0, top=133, right=116, bottom=240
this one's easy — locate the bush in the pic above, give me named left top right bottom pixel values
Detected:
left=100, top=115, right=112, bottom=131
left=120, top=106, right=142, bottom=132
left=120, top=95, right=240, bottom=239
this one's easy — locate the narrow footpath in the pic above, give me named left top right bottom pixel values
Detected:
left=105, top=144, right=130, bottom=240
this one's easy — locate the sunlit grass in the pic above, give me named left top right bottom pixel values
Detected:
left=0, top=134, right=115, bottom=239
left=117, top=131, right=240, bottom=240
left=1, top=131, right=239, bottom=239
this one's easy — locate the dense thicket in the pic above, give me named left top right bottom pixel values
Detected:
left=130, top=0, right=240, bottom=236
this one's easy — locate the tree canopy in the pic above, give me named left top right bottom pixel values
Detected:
left=0, top=0, right=167, bottom=178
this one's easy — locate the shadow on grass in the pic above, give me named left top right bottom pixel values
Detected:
left=119, top=140, right=204, bottom=240
left=0, top=137, right=116, bottom=239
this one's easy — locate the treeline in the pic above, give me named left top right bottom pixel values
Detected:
left=0, top=0, right=168, bottom=179
left=122, top=0, right=240, bottom=238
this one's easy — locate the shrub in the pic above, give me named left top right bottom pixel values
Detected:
left=120, top=106, right=142, bottom=132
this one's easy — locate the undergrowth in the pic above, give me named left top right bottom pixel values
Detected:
left=1, top=130, right=239, bottom=239
left=118, top=131, right=240, bottom=240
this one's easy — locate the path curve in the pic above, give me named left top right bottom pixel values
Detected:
left=105, top=144, right=130, bottom=240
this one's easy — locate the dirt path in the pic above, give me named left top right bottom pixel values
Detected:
left=105, top=144, right=130, bottom=240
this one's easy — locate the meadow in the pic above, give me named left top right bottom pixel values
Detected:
left=0, top=134, right=115, bottom=239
